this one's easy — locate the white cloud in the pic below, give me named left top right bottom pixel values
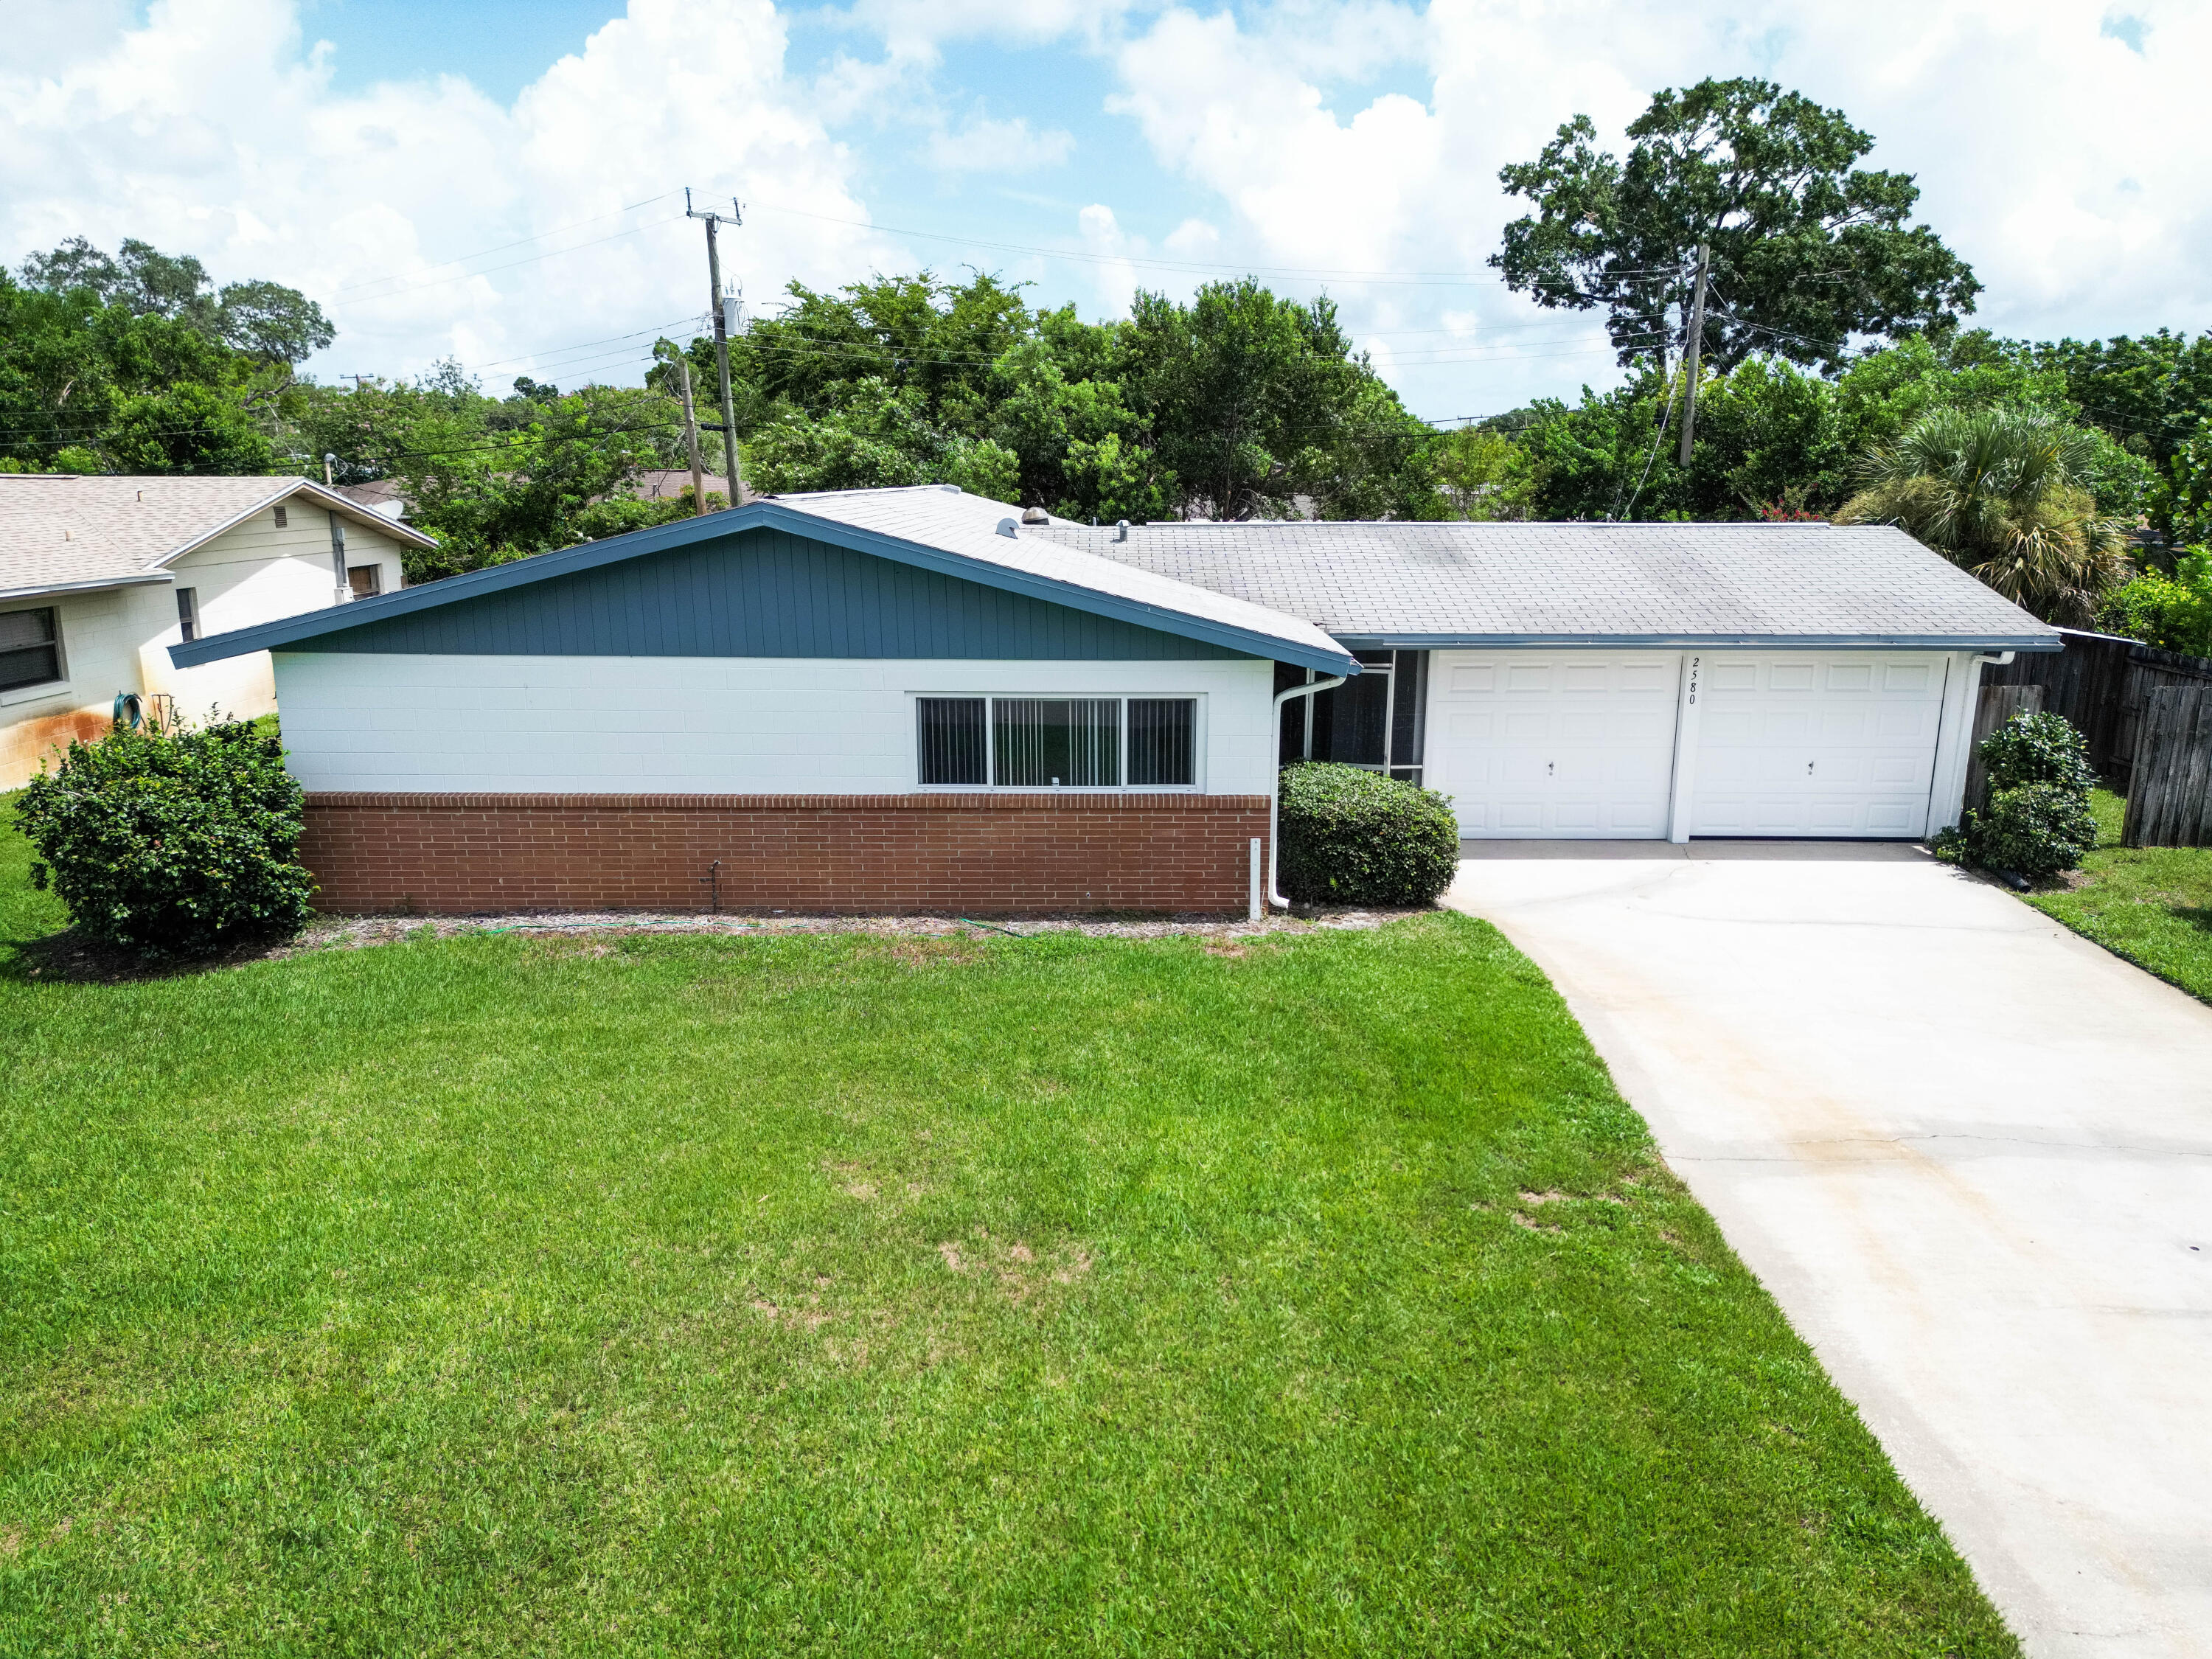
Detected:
left=1077, top=202, right=1144, bottom=317
left=926, top=116, right=1077, bottom=173
left=0, top=0, right=899, bottom=393
left=1096, top=0, right=2212, bottom=411
left=2, top=0, right=2207, bottom=423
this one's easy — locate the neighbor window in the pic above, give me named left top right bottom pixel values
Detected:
left=917, top=696, right=1197, bottom=788
left=274, top=504, right=288, bottom=529
left=0, top=607, right=63, bottom=693
left=348, top=564, right=383, bottom=599
left=175, top=587, right=198, bottom=642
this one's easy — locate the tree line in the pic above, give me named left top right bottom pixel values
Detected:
left=3, top=78, right=2210, bottom=641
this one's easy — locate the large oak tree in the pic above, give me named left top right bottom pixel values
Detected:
left=1491, top=77, right=1980, bottom=373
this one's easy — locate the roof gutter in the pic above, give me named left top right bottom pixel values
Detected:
left=0, top=572, right=175, bottom=604
left=1331, top=633, right=2065, bottom=653
left=1267, top=675, right=1347, bottom=911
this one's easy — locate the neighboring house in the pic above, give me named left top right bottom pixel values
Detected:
left=334, top=478, right=412, bottom=525
left=1, top=475, right=437, bottom=787
left=170, top=486, right=2059, bottom=916
left=630, top=469, right=732, bottom=503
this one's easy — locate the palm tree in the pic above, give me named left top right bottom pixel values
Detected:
left=1836, top=406, right=2129, bottom=626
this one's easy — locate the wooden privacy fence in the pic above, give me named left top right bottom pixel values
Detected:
left=1964, top=684, right=2043, bottom=813
left=2123, top=686, right=2212, bottom=847
left=1985, top=631, right=2212, bottom=789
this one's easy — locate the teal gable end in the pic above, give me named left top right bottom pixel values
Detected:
left=289, top=526, right=1251, bottom=661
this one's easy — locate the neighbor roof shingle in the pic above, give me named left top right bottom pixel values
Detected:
left=0, top=474, right=436, bottom=602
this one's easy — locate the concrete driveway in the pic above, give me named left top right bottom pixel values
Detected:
left=1447, top=844, right=2212, bottom=1659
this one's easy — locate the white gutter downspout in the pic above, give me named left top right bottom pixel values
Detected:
left=1268, top=673, right=1349, bottom=910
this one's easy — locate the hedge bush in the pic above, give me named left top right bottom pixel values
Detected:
left=1971, top=782, right=2099, bottom=879
left=1935, top=710, right=2098, bottom=880
left=15, top=716, right=315, bottom=957
left=1975, top=709, right=2099, bottom=796
left=1277, top=762, right=1460, bottom=906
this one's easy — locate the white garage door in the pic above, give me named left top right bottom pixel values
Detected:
left=1428, top=651, right=1681, bottom=838
left=1690, top=653, right=1950, bottom=838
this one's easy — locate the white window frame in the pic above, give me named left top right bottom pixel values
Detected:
left=909, top=691, right=1208, bottom=793
left=0, top=603, right=69, bottom=706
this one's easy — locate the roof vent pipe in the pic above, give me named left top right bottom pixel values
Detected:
left=995, top=518, right=1018, bottom=539
left=1115, top=520, right=1130, bottom=542
left=1021, top=505, right=1049, bottom=525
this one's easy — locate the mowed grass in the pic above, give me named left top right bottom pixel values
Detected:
left=2025, top=789, right=2212, bottom=1004
left=0, top=811, right=2013, bottom=1655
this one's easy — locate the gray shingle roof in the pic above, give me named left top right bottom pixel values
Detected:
left=1018, top=518, right=2059, bottom=648
left=0, top=474, right=437, bottom=602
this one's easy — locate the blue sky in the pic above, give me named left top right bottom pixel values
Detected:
left=7, top=1, right=2207, bottom=420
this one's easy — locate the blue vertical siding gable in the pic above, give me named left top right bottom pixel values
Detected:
left=294, top=526, right=1251, bottom=661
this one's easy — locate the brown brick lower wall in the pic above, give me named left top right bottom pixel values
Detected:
left=302, top=792, right=1273, bottom=916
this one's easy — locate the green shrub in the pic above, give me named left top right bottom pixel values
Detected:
left=1278, top=762, right=1460, bottom=906
left=2096, top=548, right=2212, bottom=657
left=1935, top=710, right=2098, bottom=879
left=1972, top=782, right=2099, bottom=878
left=15, top=716, right=315, bottom=957
left=1976, top=709, right=2099, bottom=796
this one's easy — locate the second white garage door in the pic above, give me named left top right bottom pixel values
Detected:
left=1428, top=651, right=1680, bottom=838
left=1689, top=653, right=1950, bottom=838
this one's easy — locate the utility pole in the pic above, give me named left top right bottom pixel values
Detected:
left=677, top=358, right=709, bottom=517
left=1677, top=243, right=1711, bottom=467
left=686, top=187, right=749, bottom=507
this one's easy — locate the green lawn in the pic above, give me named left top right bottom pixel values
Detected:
left=0, top=802, right=2013, bottom=1656
left=2025, top=789, right=2212, bottom=1004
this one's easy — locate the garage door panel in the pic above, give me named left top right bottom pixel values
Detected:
left=1429, top=651, right=1681, bottom=838
left=1690, top=653, right=1947, bottom=840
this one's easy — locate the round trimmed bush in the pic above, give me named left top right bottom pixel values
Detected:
left=1973, top=782, right=2098, bottom=879
left=15, top=717, right=316, bottom=958
left=1277, top=762, right=1460, bottom=906
left=1978, top=709, right=2098, bottom=795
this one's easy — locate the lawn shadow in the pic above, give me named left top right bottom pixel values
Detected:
left=0, top=925, right=307, bottom=987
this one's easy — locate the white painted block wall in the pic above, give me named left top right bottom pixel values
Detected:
left=270, top=653, right=1280, bottom=796
left=1, top=509, right=411, bottom=786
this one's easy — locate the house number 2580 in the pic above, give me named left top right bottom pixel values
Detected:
left=1685, top=655, right=1701, bottom=706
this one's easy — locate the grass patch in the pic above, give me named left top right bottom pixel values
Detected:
left=2024, top=789, right=2212, bottom=1004
left=0, top=804, right=2012, bottom=1655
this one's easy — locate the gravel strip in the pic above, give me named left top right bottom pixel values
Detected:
left=283, top=905, right=1430, bottom=953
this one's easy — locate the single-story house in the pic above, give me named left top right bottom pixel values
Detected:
left=169, top=486, right=2059, bottom=915
left=2, top=475, right=436, bottom=787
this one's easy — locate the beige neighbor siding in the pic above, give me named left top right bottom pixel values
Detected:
left=2, top=505, right=411, bottom=787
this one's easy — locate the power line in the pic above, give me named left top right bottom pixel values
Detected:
left=323, top=213, right=689, bottom=309
left=322, top=192, right=681, bottom=298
